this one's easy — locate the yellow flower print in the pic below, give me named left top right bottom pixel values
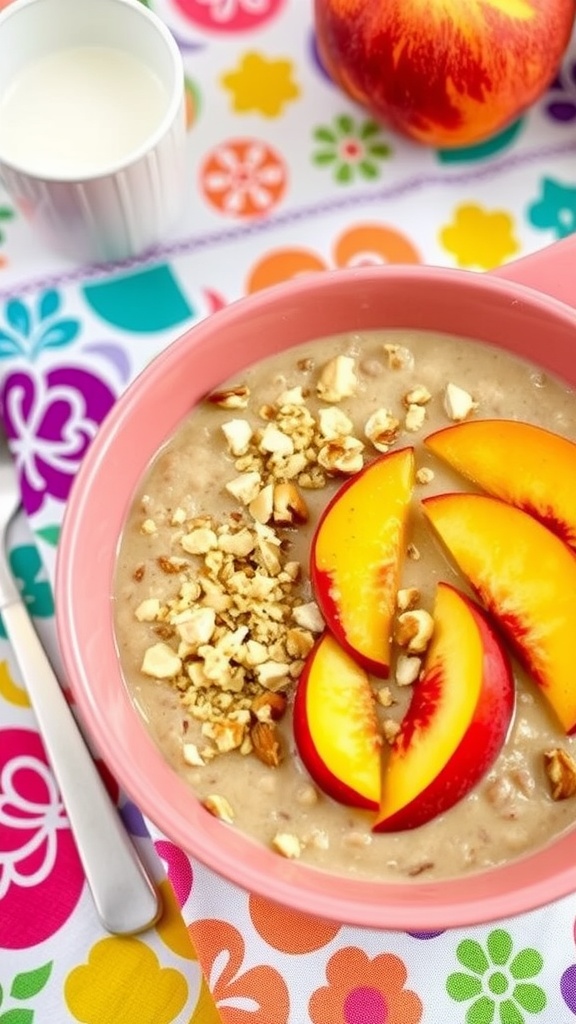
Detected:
left=155, top=879, right=199, bottom=960
left=64, top=937, right=188, bottom=1024
left=440, top=203, right=520, bottom=270
left=221, top=52, right=300, bottom=117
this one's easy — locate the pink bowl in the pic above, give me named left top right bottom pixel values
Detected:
left=56, top=234, right=576, bottom=931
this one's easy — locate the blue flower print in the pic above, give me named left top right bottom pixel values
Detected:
left=528, top=178, right=576, bottom=239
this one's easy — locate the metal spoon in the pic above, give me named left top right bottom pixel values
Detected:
left=0, top=429, right=162, bottom=934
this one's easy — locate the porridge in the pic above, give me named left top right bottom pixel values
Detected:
left=113, top=328, right=576, bottom=881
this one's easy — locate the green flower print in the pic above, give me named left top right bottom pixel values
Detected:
left=0, top=206, right=15, bottom=246
left=0, top=962, right=52, bottom=1024
left=312, top=114, right=392, bottom=184
left=0, top=544, right=54, bottom=638
left=447, top=929, right=546, bottom=1024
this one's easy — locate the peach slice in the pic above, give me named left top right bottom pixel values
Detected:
left=425, top=419, right=576, bottom=551
left=293, top=632, right=381, bottom=809
left=374, top=583, right=514, bottom=833
left=311, top=448, right=415, bottom=676
left=423, top=492, right=576, bottom=733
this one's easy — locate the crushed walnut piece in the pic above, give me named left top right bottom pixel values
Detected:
left=544, top=748, right=576, bottom=800
left=137, top=509, right=321, bottom=763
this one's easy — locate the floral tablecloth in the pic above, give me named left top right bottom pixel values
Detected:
left=3, top=2, right=576, bottom=1022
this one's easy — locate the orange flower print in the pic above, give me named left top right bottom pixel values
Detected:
left=309, top=947, right=423, bottom=1024
left=188, top=918, right=289, bottom=1024
left=200, top=139, right=287, bottom=218
left=245, top=223, right=420, bottom=293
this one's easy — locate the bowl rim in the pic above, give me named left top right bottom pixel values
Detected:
left=55, top=262, right=576, bottom=930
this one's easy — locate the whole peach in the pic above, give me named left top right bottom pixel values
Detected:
left=314, top=0, right=576, bottom=147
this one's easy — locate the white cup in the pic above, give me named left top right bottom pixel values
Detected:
left=0, top=0, right=187, bottom=262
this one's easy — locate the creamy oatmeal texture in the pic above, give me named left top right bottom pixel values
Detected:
left=113, top=329, right=576, bottom=881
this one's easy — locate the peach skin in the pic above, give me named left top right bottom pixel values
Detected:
left=293, top=632, right=382, bottom=809
left=311, top=447, right=415, bottom=677
left=425, top=419, right=576, bottom=551
left=423, top=492, right=576, bottom=733
left=314, top=0, right=575, bottom=147
left=374, top=583, right=514, bottom=832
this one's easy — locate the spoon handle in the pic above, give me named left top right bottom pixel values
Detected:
left=2, top=596, right=162, bottom=935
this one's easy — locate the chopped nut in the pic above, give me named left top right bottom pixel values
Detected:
left=181, top=527, right=218, bottom=555
left=364, top=408, right=401, bottom=452
left=251, top=691, right=288, bottom=721
left=251, top=720, right=283, bottom=766
left=141, top=642, right=182, bottom=679
left=395, top=609, right=434, bottom=653
left=225, top=470, right=262, bottom=505
left=249, top=483, right=274, bottom=524
left=207, top=384, right=250, bottom=409
left=158, top=555, right=186, bottom=574
left=377, top=686, right=394, bottom=707
left=404, top=403, right=426, bottom=432
left=285, top=627, right=315, bottom=658
left=317, top=436, right=364, bottom=475
left=221, top=418, right=253, bottom=456
left=208, top=719, right=246, bottom=752
left=403, top=385, right=431, bottom=407
left=292, top=601, right=324, bottom=632
left=396, top=587, right=420, bottom=612
left=203, top=794, right=235, bottom=823
left=218, top=527, right=255, bottom=557
left=135, top=598, right=161, bottom=622
left=318, top=406, right=354, bottom=439
left=171, top=507, right=187, bottom=525
left=382, top=718, right=401, bottom=743
left=272, top=832, right=302, bottom=858
left=316, top=355, right=358, bottom=403
left=544, top=748, right=576, bottom=800
left=277, top=385, right=306, bottom=405
left=176, top=607, right=216, bottom=648
left=443, top=382, right=477, bottom=421
left=395, top=654, right=422, bottom=687
left=259, top=422, right=295, bottom=456
left=183, top=742, right=205, bottom=767
left=141, top=518, right=157, bottom=535
left=255, top=660, right=291, bottom=691
left=415, top=466, right=435, bottom=485
left=272, top=482, right=309, bottom=526
left=383, top=343, right=414, bottom=371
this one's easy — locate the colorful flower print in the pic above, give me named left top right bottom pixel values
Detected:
left=64, top=937, right=188, bottom=1024
left=0, top=290, right=79, bottom=361
left=0, top=728, right=84, bottom=949
left=221, top=52, right=299, bottom=117
left=439, top=203, right=519, bottom=270
left=171, top=0, right=285, bottom=33
left=1, top=365, right=116, bottom=515
left=528, top=178, right=576, bottom=239
left=309, top=947, right=422, bottom=1024
left=0, top=206, right=15, bottom=247
left=446, top=928, right=546, bottom=1024
left=248, top=893, right=340, bottom=952
left=312, top=114, right=392, bottom=184
left=200, top=138, right=287, bottom=218
left=0, top=961, right=52, bottom=1020
left=155, top=839, right=194, bottom=907
left=0, top=659, right=29, bottom=707
left=0, top=545, right=53, bottom=643
left=188, top=918, right=290, bottom=1023
left=246, top=222, right=420, bottom=293
left=561, top=962, right=576, bottom=1015
left=545, top=61, right=576, bottom=122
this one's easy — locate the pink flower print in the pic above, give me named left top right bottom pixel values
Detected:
left=172, top=0, right=285, bottom=33
left=0, top=728, right=84, bottom=949
left=1, top=364, right=116, bottom=515
left=200, top=139, right=287, bottom=218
